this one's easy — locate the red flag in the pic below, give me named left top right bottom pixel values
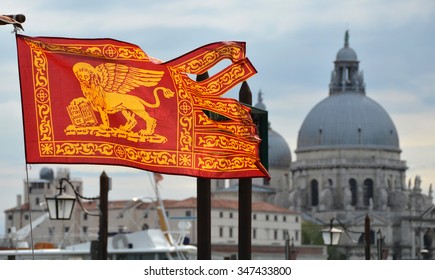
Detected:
left=16, top=34, right=269, bottom=179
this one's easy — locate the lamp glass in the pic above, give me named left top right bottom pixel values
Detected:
left=46, top=193, right=76, bottom=220
left=321, top=226, right=343, bottom=246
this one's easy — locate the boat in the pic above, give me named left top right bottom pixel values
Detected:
left=0, top=228, right=197, bottom=260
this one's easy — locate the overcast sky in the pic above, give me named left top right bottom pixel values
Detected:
left=1, top=0, right=435, bottom=234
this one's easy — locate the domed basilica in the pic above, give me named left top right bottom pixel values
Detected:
left=287, top=32, right=435, bottom=259
left=214, top=31, right=435, bottom=259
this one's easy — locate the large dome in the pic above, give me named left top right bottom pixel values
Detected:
left=297, top=92, right=399, bottom=151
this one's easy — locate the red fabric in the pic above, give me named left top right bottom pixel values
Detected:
left=16, top=34, right=269, bottom=179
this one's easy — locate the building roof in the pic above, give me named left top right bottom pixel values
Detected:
left=5, top=197, right=298, bottom=215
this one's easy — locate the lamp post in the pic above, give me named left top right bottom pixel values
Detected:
left=284, top=230, right=290, bottom=260
left=321, top=218, right=343, bottom=259
left=290, top=237, right=296, bottom=259
left=377, top=229, right=387, bottom=260
left=321, top=215, right=374, bottom=260
left=45, top=172, right=110, bottom=259
left=284, top=230, right=297, bottom=260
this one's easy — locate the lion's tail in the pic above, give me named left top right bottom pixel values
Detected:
left=140, top=87, right=175, bottom=109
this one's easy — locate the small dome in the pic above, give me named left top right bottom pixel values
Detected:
left=269, top=127, right=291, bottom=169
left=336, top=30, right=358, bottom=62
left=40, top=167, right=54, bottom=181
left=336, top=46, right=358, bottom=61
left=253, top=90, right=292, bottom=169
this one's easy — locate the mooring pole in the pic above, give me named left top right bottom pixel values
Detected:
left=196, top=72, right=212, bottom=260
left=98, top=171, right=109, bottom=260
left=197, top=178, right=211, bottom=259
left=238, top=81, right=253, bottom=260
left=365, top=214, right=371, bottom=260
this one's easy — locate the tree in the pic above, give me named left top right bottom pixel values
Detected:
left=301, top=221, right=323, bottom=245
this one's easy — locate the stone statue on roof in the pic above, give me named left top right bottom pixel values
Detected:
left=345, top=30, right=349, bottom=47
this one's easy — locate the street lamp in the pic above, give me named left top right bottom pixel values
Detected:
left=321, top=218, right=343, bottom=246
left=320, top=214, right=373, bottom=260
left=44, top=172, right=110, bottom=260
left=45, top=178, right=100, bottom=220
left=45, top=184, right=76, bottom=220
left=320, top=218, right=344, bottom=260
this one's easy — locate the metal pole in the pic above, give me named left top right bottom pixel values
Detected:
left=99, top=171, right=109, bottom=260
left=284, top=230, right=290, bottom=260
left=290, top=237, right=296, bottom=260
left=238, top=81, right=252, bottom=260
left=377, top=229, right=383, bottom=260
left=377, top=231, right=381, bottom=260
left=196, top=72, right=212, bottom=260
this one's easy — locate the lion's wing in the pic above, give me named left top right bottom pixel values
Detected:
left=95, top=63, right=164, bottom=94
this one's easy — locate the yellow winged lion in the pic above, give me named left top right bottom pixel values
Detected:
left=71, top=62, right=174, bottom=135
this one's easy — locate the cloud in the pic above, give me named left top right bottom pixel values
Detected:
left=8, top=0, right=434, bottom=41
left=0, top=101, right=24, bottom=161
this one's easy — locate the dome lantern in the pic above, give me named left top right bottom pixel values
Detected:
left=329, top=30, right=365, bottom=95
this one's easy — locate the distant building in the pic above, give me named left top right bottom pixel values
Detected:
left=162, top=197, right=306, bottom=259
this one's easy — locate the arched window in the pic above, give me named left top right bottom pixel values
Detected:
left=349, top=178, right=357, bottom=206
left=363, top=179, right=374, bottom=206
left=310, top=180, right=319, bottom=206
